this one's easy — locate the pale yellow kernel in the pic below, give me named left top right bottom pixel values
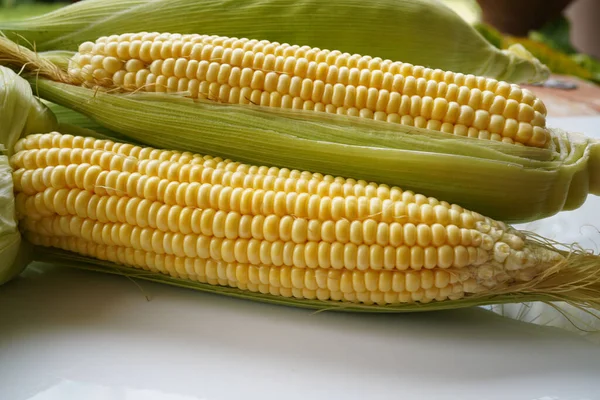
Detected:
left=467, top=88, right=482, bottom=109
left=427, top=98, right=447, bottom=121
left=389, top=271, right=404, bottom=292
left=368, top=244, right=383, bottom=270
left=392, top=245, right=408, bottom=270
left=366, top=87, right=379, bottom=110
left=443, top=102, right=460, bottom=124
left=503, top=118, right=518, bottom=138
left=530, top=127, right=549, bottom=148
left=410, top=246, right=424, bottom=270
left=405, top=271, right=420, bottom=292
left=500, top=98, right=519, bottom=119
left=445, top=84, right=459, bottom=102
left=250, top=70, right=265, bottom=90
left=533, top=98, right=547, bottom=115
left=472, top=109, right=490, bottom=131
left=456, top=105, right=474, bottom=126
left=416, top=224, right=432, bottom=247
left=401, top=223, right=416, bottom=246
left=530, top=111, right=546, bottom=130
left=434, top=270, right=450, bottom=288
left=420, top=270, right=434, bottom=289
left=426, top=120, right=441, bottom=131
left=489, top=96, right=506, bottom=115
left=399, top=114, right=413, bottom=126
left=419, top=96, right=433, bottom=119
left=79, top=41, right=95, bottom=54
left=291, top=218, right=308, bottom=243
left=515, top=122, right=533, bottom=144
left=430, top=224, right=446, bottom=246
left=423, top=247, right=437, bottom=270
left=438, top=245, right=454, bottom=268
left=453, top=245, right=470, bottom=268
left=488, top=115, right=505, bottom=135
left=455, top=86, right=470, bottom=105
left=518, top=103, right=535, bottom=122
left=92, top=68, right=111, bottom=83
left=375, top=89, right=390, bottom=112
left=413, top=116, right=427, bottom=128
left=101, top=57, right=122, bottom=74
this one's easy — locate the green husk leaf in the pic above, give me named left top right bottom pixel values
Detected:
left=0, top=3, right=69, bottom=22
left=43, top=100, right=138, bottom=143
left=2, top=0, right=548, bottom=83
left=0, top=66, right=57, bottom=285
left=28, top=77, right=600, bottom=223
left=0, top=155, right=32, bottom=286
left=0, top=0, right=148, bottom=51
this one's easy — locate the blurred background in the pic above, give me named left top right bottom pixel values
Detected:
left=445, top=0, right=600, bottom=79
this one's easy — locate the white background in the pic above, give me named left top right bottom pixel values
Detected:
left=1, top=116, right=600, bottom=400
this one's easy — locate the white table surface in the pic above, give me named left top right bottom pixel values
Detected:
left=2, top=117, right=600, bottom=400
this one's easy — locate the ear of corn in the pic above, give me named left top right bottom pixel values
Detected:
left=0, top=66, right=57, bottom=284
left=1, top=0, right=549, bottom=84
left=67, top=33, right=550, bottom=148
left=8, top=132, right=600, bottom=313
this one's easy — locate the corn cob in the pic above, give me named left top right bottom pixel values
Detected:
left=65, top=33, right=550, bottom=148
left=11, top=132, right=595, bottom=307
left=0, top=0, right=549, bottom=84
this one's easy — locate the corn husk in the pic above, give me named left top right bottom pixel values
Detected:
left=44, top=100, right=139, bottom=143
left=0, top=66, right=57, bottom=285
left=0, top=0, right=548, bottom=83
left=0, top=0, right=148, bottom=51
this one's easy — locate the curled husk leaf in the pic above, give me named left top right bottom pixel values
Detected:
left=0, top=66, right=57, bottom=285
